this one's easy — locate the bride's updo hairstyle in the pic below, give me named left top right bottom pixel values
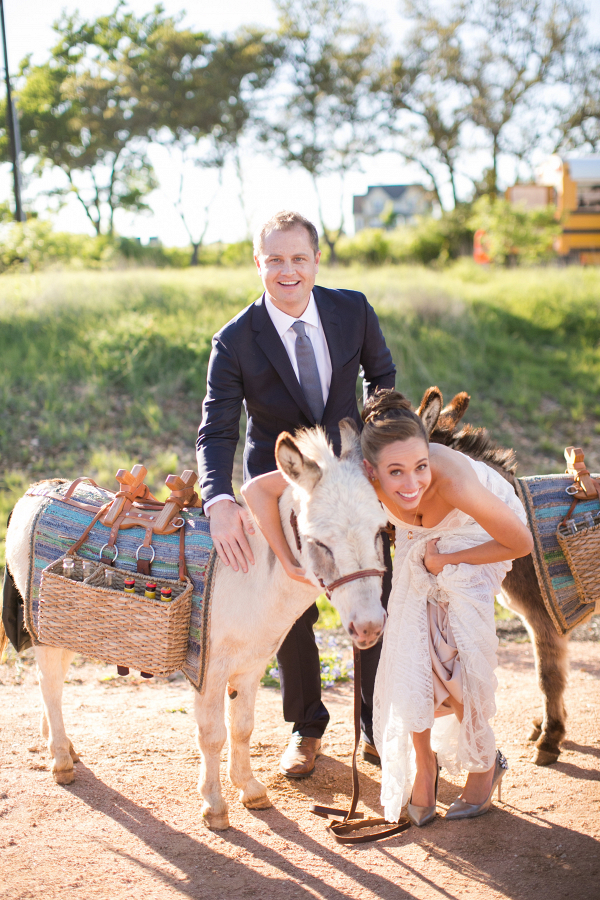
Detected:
left=361, top=389, right=428, bottom=466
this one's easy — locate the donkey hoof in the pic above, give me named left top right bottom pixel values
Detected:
left=202, top=810, right=230, bottom=831
left=531, top=747, right=559, bottom=766
left=69, top=742, right=80, bottom=763
left=53, top=765, right=75, bottom=785
left=243, top=794, right=272, bottom=810
left=241, top=778, right=271, bottom=810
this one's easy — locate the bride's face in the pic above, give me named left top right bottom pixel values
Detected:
left=366, top=437, right=432, bottom=511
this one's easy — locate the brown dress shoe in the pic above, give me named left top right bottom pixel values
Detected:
left=361, top=740, right=381, bottom=767
left=279, top=735, right=322, bottom=778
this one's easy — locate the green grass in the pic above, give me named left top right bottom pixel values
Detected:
left=2, top=261, right=600, bottom=569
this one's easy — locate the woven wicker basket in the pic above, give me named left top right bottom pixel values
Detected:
left=557, top=517, right=600, bottom=606
left=38, top=554, right=193, bottom=675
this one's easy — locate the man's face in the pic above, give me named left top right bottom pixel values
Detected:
left=254, top=226, right=321, bottom=314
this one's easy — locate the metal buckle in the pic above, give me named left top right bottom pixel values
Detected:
left=98, top=543, right=119, bottom=562
left=135, top=544, right=156, bottom=564
left=565, top=484, right=579, bottom=495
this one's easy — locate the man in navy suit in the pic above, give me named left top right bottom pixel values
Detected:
left=197, top=210, right=395, bottom=777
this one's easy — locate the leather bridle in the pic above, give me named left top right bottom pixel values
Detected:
left=290, top=508, right=410, bottom=842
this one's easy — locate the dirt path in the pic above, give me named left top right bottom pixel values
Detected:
left=1, top=638, right=599, bottom=900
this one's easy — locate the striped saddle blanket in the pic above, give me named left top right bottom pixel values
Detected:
left=24, top=480, right=215, bottom=689
left=516, top=474, right=598, bottom=635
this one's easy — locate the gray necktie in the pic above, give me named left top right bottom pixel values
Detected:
left=291, top=320, right=324, bottom=423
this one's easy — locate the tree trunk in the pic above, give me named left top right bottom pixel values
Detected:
left=190, top=242, right=201, bottom=266
left=491, top=134, right=499, bottom=196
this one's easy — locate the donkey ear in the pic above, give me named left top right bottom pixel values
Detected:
left=276, top=433, right=322, bottom=491
left=437, top=391, right=470, bottom=433
left=338, top=417, right=362, bottom=462
left=417, top=386, right=443, bottom=437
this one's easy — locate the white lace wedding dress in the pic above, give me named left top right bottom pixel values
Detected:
left=373, top=457, right=527, bottom=823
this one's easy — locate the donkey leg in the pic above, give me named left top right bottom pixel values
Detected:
left=35, top=644, right=76, bottom=784
left=501, top=560, right=568, bottom=765
left=60, top=650, right=79, bottom=761
left=529, top=625, right=569, bottom=765
left=194, top=677, right=229, bottom=830
left=39, top=649, right=78, bottom=761
left=227, top=666, right=271, bottom=811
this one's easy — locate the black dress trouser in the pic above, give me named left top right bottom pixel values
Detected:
left=276, top=533, right=393, bottom=742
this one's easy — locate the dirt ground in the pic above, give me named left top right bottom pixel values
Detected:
left=1, top=632, right=600, bottom=900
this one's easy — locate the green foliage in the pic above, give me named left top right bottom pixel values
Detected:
left=3, top=263, right=600, bottom=578
left=331, top=209, right=474, bottom=266
left=0, top=221, right=117, bottom=271
left=469, top=196, right=561, bottom=266
left=0, top=223, right=253, bottom=272
left=316, top=595, right=342, bottom=629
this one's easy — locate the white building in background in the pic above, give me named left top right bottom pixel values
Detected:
left=353, top=184, right=431, bottom=231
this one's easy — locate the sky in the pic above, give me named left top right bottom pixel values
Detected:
left=1, top=1, right=597, bottom=245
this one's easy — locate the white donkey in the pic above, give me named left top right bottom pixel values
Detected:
left=5, top=422, right=389, bottom=830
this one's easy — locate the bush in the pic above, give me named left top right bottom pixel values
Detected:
left=468, top=196, right=561, bottom=265
left=327, top=207, right=475, bottom=267
left=0, top=221, right=251, bottom=272
left=0, top=220, right=117, bottom=271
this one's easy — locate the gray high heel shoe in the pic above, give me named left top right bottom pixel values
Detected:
left=444, top=750, right=508, bottom=821
left=407, top=755, right=440, bottom=827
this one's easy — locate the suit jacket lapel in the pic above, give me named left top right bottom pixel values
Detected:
left=252, top=294, right=316, bottom=423
left=314, top=286, right=343, bottom=420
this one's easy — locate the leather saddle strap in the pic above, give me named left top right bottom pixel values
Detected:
left=559, top=486, right=600, bottom=529
left=66, top=502, right=113, bottom=558
left=178, top=521, right=188, bottom=581
left=63, top=476, right=105, bottom=501
left=137, top=528, right=154, bottom=577
left=311, top=646, right=411, bottom=844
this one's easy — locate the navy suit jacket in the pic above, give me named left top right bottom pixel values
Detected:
left=196, top=284, right=396, bottom=503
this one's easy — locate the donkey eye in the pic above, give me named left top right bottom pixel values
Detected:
left=307, top=538, right=333, bottom=558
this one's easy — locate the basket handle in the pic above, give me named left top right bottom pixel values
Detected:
left=65, top=502, right=113, bottom=558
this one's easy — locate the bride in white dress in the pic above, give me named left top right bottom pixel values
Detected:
left=361, top=390, right=532, bottom=826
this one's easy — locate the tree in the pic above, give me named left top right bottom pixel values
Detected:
left=553, top=49, right=600, bottom=153
left=469, top=195, right=560, bottom=265
left=263, top=0, right=384, bottom=262
left=382, top=49, right=467, bottom=210
left=0, top=4, right=168, bottom=234
left=383, top=0, right=587, bottom=206
left=132, top=23, right=281, bottom=263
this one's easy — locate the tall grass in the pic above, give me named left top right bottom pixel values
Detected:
left=2, top=261, right=600, bottom=568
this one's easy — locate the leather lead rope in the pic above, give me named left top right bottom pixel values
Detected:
left=310, top=646, right=411, bottom=844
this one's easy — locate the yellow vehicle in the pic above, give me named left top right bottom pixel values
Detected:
left=505, top=156, right=600, bottom=263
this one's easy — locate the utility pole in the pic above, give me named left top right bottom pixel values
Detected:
left=0, top=0, right=24, bottom=221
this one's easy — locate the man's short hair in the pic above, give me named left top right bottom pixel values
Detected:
left=253, top=210, right=320, bottom=257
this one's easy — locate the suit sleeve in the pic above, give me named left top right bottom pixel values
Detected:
left=360, top=295, right=396, bottom=402
left=196, top=334, right=244, bottom=504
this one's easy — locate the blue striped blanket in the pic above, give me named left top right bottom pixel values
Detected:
left=516, top=474, right=597, bottom=635
left=24, top=480, right=214, bottom=689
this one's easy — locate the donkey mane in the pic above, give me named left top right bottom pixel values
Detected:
left=431, top=422, right=518, bottom=477
left=294, top=427, right=336, bottom=468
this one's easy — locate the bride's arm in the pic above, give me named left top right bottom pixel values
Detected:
left=240, top=472, right=313, bottom=585
left=424, top=453, right=533, bottom=575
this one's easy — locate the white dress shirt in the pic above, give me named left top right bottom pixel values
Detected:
left=204, top=291, right=332, bottom=513
left=264, top=291, right=332, bottom=404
